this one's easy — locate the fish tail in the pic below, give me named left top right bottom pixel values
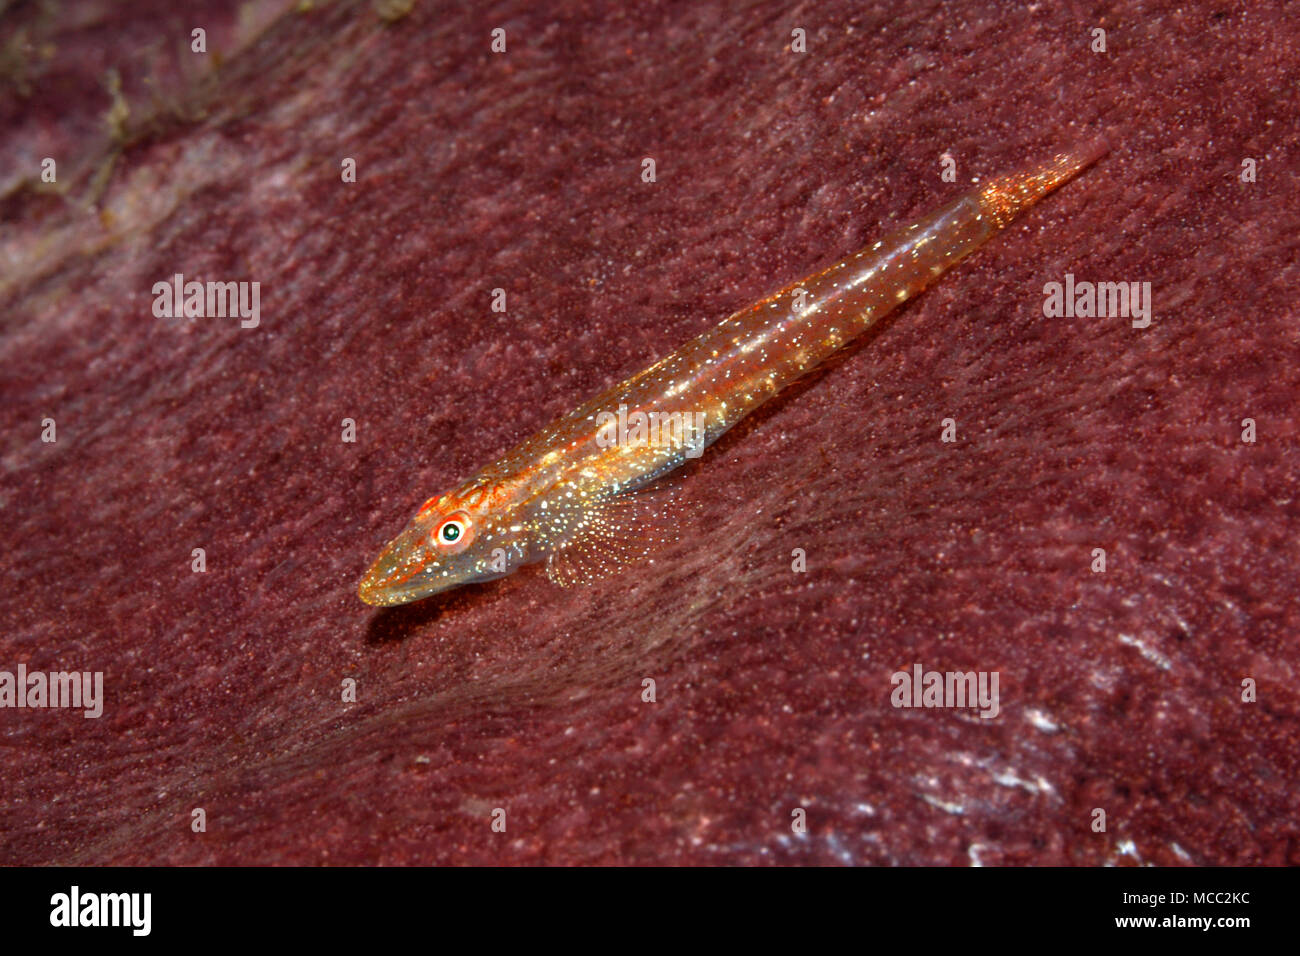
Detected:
left=977, top=137, right=1110, bottom=229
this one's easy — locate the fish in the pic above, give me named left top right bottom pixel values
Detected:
left=358, top=140, right=1107, bottom=606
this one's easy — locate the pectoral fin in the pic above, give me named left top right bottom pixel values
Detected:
left=544, top=483, right=685, bottom=588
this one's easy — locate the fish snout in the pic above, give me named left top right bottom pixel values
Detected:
left=357, top=537, right=421, bottom=606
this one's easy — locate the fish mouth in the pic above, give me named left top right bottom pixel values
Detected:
left=357, top=548, right=473, bottom=606
left=358, top=549, right=513, bottom=606
left=357, top=539, right=431, bottom=607
left=357, top=575, right=414, bottom=607
left=358, top=566, right=445, bottom=607
left=358, top=566, right=512, bottom=606
left=357, top=522, right=514, bottom=606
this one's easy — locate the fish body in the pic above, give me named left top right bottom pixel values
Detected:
left=359, top=143, right=1105, bottom=606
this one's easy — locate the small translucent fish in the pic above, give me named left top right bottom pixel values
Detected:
left=359, top=141, right=1107, bottom=606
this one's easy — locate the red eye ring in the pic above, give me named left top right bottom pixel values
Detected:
left=432, top=511, right=474, bottom=553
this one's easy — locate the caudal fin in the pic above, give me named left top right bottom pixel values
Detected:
left=977, top=137, right=1110, bottom=229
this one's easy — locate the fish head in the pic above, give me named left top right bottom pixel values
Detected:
left=358, top=477, right=524, bottom=606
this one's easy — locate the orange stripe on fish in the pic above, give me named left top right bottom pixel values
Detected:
left=359, top=141, right=1107, bottom=606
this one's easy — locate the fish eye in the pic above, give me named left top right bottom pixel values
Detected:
left=432, top=511, right=474, bottom=552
